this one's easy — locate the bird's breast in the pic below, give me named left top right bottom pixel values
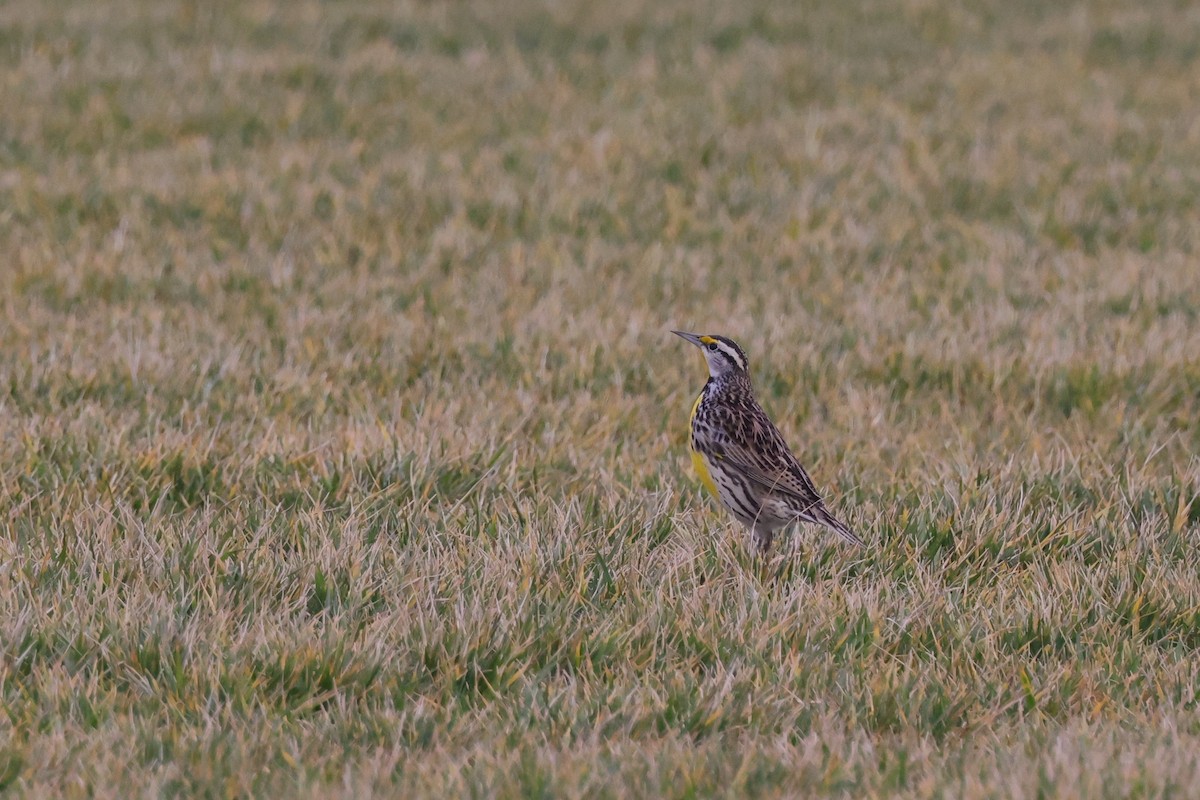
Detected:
left=690, top=448, right=719, bottom=498
left=688, top=389, right=720, bottom=497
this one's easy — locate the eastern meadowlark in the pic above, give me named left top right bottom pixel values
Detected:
left=674, top=331, right=865, bottom=554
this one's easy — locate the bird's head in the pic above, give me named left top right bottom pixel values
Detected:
left=672, top=331, right=750, bottom=379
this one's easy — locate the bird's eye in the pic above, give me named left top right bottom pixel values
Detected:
left=707, top=343, right=718, bottom=351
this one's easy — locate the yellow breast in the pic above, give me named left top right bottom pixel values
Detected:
left=691, top=448, right=719, bottom=497
left=689, top=391, right=719, bottom=497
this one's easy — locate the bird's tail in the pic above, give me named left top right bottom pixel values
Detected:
left=813, top=505, right=866, bottom=547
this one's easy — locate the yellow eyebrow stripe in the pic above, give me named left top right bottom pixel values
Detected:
left=699, top=336, right=716, bottom=345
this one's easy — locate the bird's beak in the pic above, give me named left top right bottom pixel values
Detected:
left=672, top=330, right=704, bottom=347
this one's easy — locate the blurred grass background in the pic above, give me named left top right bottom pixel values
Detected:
left=2, top=0, right=1199, bottom=796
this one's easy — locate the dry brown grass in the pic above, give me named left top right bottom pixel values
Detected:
left=2, top=0, right=1200, bottom=796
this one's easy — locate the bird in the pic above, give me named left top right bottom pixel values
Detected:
left=673, top=331, right=865, bottom=555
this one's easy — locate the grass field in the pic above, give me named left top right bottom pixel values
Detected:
left=2, top=0, right=1200, bottom=796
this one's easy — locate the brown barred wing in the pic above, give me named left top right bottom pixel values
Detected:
left=715, top=404, right=864, bottom=545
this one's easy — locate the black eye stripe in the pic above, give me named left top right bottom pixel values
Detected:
left=708, top=338, right=747, bottom=371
